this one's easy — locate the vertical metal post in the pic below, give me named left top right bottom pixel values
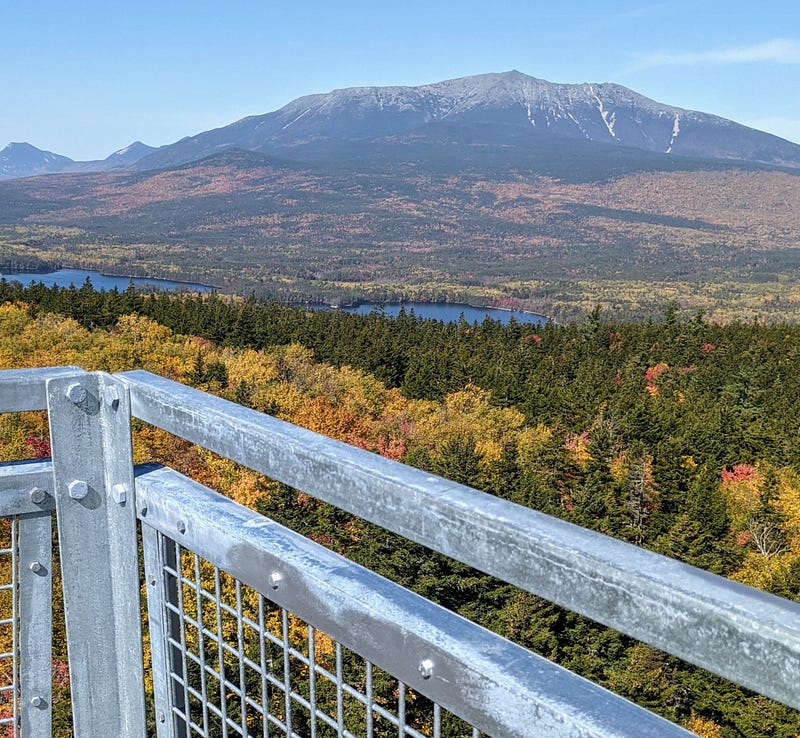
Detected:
left=46, top=371, right=146, bottom=737
left=18, top=511, right=52, bottom=737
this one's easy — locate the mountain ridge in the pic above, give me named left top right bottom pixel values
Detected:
left=133, top=70, right=800, bottom=171
left=4, top=71, right=800, bottom=180
left=0, top=140, right=157, bottom=181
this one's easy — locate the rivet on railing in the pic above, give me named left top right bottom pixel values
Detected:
left=270, top=572, right=283, bottom=590
left=29, top=561, right=45, bottom=575
left=65, top=382, right=88, bottom=406
left=419, top=658, right=434, bottom=679
left=29, top=487, right=47, bottom=504
left=177, top=520, right=186, bottom=535
left=157, top=711, right=166, bottom=723
left=67, top=480, right=89, bottom=500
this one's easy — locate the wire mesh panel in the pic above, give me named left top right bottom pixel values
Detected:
left=146, top=530, right=485, bottom=738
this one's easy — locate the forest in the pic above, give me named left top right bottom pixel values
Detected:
left=0, top=279, right=799, bottom=736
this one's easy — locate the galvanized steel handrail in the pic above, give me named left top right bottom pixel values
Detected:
left=120, top=369, right=800, bottom=711
left=135, top=462, right=692, bottom=738
left=1, top=366, right=800, bottom=736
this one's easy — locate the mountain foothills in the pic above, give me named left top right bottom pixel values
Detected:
left=1, top=70, right=800, bottom=320
left=1, top=284, right=800, bottom=736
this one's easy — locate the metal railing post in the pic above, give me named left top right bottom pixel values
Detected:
left=18, top=511, right=52, bottom=736
left=142, top=524, right=187, bottom=738
left=46, top=371, right=146, bottom=736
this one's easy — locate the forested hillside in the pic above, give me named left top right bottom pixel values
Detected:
left=1, top=282, right=799, bottom=736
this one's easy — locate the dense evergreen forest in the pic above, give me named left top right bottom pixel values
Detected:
left=1, top=278, right=800, bottom=736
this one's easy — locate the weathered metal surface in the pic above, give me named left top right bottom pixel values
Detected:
left=121, top=370, right=800, bottom=710
left=46, top=372, right=146, bottom=737
left=0, top=461, right=55, bottom=517
left=18, top=512, right=52, bottom=737
left=141, top=524, right=183, bottom=738
left=0, top=367, right=83, bottom=412
left=135, top=463, right=694, bottom=738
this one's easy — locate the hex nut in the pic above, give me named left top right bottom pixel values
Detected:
left=105, top=385, right=121, bottom=411
left=418, top=658, right=434, bottom=679
left=270, top=572, right=283, bottom=590
left=67, top=480, right=89, bottom=500
left=112, top=483, right=127, bottom=504
left=29, top=561, right=45, bottom=574
left=177, top=520, right=187, bottom=534
left=30, top=695, right=46, bottom=709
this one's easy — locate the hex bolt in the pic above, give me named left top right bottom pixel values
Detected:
left=418, top=658, right=434, bottom=680
left=105, top=385, right=121, bottom=411
left=67, top=480, right=89, bottom=500
left=269, top=572, right=283, bottom=590
left=30, top=695, right=46, bottom=709
left=148, top=575, right=157, bottom=586
left=112, top=483, right=128, bottom=504
left=177, top=520, right=187, bottom=535
left=157, top=711, right=166, bottom=723
left=29, top=561, right=45, bottom=575
left=29, top=487, right=47, bottom=505
left=65, top=382, right=88, bottom=405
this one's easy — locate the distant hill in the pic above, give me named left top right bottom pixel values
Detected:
left=0, top=141, right=156, bottom=180
left=0, top=142, right=75, bottom=180
left=134, top=70, right=800, bottom=171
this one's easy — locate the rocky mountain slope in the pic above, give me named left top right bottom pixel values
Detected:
left=134, top=70, right=800, bottom=170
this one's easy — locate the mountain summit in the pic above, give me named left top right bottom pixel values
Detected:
left=0, top=142, right=74, bottom=179
left=134, top=70, right=800, bottom=171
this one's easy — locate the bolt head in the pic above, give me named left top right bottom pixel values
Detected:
left=177, top=520, right=186, bottom=534
left=418, top=658, right=434, bottom=679
left=29, top=561, right=44, bottom=574
left=269, top=572, right=283, bottom=590
left=111, top=483, right=127, bottom=504
left=66, top=382, right=88, bottom=405
left=67, top=480, right=89, bottom=500
left=29, top=487, right=47, bottom=504
left=30, top=695, right=46, bottom=708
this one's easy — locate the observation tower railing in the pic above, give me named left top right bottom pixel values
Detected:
left=0, top=366, right=798, bottom=737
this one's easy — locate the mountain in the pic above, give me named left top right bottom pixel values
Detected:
left=0, top=141, right=157, bottom=180
left=134, top=70, right=800, bottom=171
left=102, top=141, right=157, bottom=167
left=0, top=142, right=75, bottom=180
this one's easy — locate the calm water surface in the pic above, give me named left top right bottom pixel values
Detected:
left=3, top=269, right=546, bottom=324
left=336, top=302, right=547, bottom=325
left=1, top=268, right=212, bottom=292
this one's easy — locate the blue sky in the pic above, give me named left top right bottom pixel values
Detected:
left=2, top=0, right=799, bottom=160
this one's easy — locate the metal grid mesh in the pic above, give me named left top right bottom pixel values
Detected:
left=154, top=533, right=485, bottom=738
left=0, top=517, right=18, bottom=737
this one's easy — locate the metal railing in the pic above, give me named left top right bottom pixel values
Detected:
left=0, top=366, right=799, bottom=737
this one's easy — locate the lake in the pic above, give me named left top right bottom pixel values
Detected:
left=334, top=302, right=547, bottom=325
left=2, top=269, right=547, bottom=324
left=0, top=268, right=213, bottom=293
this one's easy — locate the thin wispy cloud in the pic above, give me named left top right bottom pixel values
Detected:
left=637, top=38, right=800, bottom=67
